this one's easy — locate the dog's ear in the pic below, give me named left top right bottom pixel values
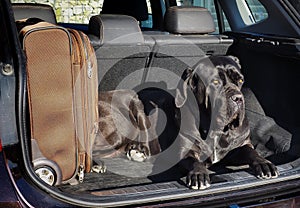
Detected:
left=228, top=55, right=241, bottom=68
left=175, top=67, right=194, bottom=108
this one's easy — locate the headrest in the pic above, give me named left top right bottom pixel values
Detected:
left=101, top=0, right=148, bottom=21
left=12, top=3, right=57, bottom=24
left=164, top=6, right=215, bottom=34
left=88, top=14, right=144, bottom=45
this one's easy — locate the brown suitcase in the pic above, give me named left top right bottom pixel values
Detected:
left=19, top=19, right=99, bottom=185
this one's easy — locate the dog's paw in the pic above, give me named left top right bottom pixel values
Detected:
left=186, top=164, right=211, bottom=190
left=125, top=143, right=150, bottom=162
left=251, top=159, right=279, bottom=179
left=127, top=149, right=147, bottom=162
left=91, top=164, right=107, bottom=174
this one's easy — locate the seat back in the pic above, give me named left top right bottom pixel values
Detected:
left=12, top=3, right=57, bottom=24
left=143, top=6, right=233, bottom=89
left=88, top=14, right=154, bottom=91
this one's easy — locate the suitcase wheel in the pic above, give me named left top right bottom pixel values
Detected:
left=35, top=166, right=56, bottom=186
left=33, top=158, right=62, bottom=186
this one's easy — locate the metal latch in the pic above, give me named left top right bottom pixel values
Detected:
left=78, top=164, right=85, bottom=183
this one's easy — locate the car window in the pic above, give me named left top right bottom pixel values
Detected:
left=11, top=0, right=98, bottom=24
left=245, top=0, right=268, bottom=23
left=11, top=0, right=153, bottom=28
left=175, top=0, right=231, bottom=33
left=14, top=0, right=104, bottom=24
left=141, top=0, right=153, bottom=28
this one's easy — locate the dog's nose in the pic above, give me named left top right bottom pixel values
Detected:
left=230, top=94, right=243, bottom=104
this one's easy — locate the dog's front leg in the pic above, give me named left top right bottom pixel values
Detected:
left=179, top=156, right=211, bottom=190
left=178, top=140, right=211, bottom=190
left=225, top=144, right=279, bottom=179
left=187, top=161, right=211, bottom=190
left=175, top=109, right=212, bottom=189
left=125, top=95, right=152, bottom=162
left=241, top=144, right=279, bottom=179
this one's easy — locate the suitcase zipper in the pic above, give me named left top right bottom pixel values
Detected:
left=69, top=29, right=98, bottom=183
left=68, top=30, right=85, bottom=183
left=78, top=151, right=86, bottom=183
left=77, top=31, right=96, bottom=172
left=69, top=29, right=90, bottom=183
left=78, top=164, right=85, bottom=183
left=78, top=32, right=93, bottom=79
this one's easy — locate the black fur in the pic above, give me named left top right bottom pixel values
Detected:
left=138, top=55, right=278, bottom=189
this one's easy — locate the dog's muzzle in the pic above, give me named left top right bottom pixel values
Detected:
left=223, top=92, right=245, bottom=132
left=230, top=93, right=243, bottom=112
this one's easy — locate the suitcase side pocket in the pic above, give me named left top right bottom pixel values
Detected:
left=69, top=29, right=99, bottom=182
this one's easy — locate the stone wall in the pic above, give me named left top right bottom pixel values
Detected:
left=11, top=0, right=103, bottom=24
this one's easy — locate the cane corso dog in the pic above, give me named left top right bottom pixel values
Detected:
left=137, top=55, right=278, bottom=189
left=93, top=90, right=159, bottom=162
left=93, top=55, right=278, bottom=190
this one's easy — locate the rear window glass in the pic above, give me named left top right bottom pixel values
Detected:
left=245, top=0, right=268, bottom=23
left=11, top=0, right=153, bottom=27
left=11, top=0, right=103, bottom=24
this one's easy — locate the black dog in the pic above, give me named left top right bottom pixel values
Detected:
left=138, top=55, right=278, bottom=189
left=93, top=90, right=159, bottom=162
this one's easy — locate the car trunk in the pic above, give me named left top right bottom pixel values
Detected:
left=6, top=0, right=300, bottom=206
left=14, top=28, right=300, bottom=208
left=54, top=33, right=300, bottom=206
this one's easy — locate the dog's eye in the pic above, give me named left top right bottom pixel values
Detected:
left=238, top=79, right=244, bottom=84
left=213, top=80, right=220, bottom=85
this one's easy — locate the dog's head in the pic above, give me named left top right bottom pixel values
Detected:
left=175, top=55, right=245, bottom=134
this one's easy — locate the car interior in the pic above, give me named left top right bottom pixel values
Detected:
left=5, top=0, right=300, bottom=206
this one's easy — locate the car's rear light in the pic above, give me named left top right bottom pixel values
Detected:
left=0, top=139, right=2, bottom=152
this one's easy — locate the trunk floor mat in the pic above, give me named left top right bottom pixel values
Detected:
left=58, top=153, right=296, bottom=194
